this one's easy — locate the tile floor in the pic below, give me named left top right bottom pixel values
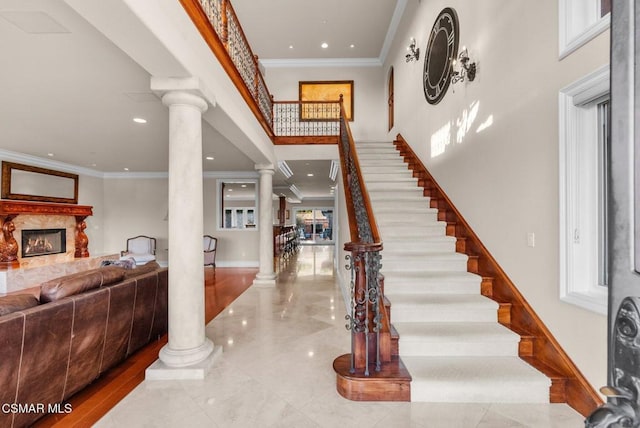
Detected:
left=96, top=246, right=586, bottom=427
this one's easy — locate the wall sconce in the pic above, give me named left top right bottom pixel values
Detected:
left=405, top=38, right=420, bottom=63
left=451, top=47, right=476, bottom=84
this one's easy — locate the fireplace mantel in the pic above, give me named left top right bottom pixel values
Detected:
left=0, top=200, right=92, bottom=217
left=0, top=200, right=93, bottom=269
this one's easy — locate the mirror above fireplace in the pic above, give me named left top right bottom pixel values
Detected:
left=1, top=161, right=78, bottom=204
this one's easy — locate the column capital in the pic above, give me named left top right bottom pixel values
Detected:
left=255, top=164, right=275, bottom=174
left=161, top=91, right=208, bottom=114
left=151, top=76, right=215, bottom=111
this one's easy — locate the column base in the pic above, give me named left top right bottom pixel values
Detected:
left=146, top=343, right=222, bottom=380
left=253, top=272, right=276, bottom=287
left=157, top=338, right=214, bottom=367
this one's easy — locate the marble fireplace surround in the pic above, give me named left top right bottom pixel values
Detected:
left=0, top=200, right=105, bottom=294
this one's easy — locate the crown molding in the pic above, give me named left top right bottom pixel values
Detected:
left=0, top=149, right=261, bottom=181
left=260, top=57, right=382, bottom=68
left=103, top=171, right=169, bottom=179
left=204, top=171, right=259, bottom=179
left=379, top=0, right=408, bottom=64
left=0, top=148, right=103, bottom=178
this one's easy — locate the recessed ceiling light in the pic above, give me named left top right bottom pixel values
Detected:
left=307, top=173, right=314, bottom=177
left=289, top=45, right=294, bottom=49
left=350, top=44, right=355, bottom=48
left=205, top=156, right=214, bottom=160
left=321, top=42, right=328, bottom=49
left=91, top=163, right=97, bottom=167
left=228, top=188, right=233, bottom=191
left=241, top=184, right=247, bottom=188
left=47, top=153, right=54, bottom=157
left=123, top=167, right=129, bottom=171
left=133, top=117, right=147, bottom=124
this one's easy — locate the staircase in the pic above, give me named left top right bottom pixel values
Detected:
left=356, top=140, right=551, bottom=403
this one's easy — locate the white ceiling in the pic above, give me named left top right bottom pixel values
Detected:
left=232, top=0, right=400, bottom=63
left=0, top=0, right=400, bottom=199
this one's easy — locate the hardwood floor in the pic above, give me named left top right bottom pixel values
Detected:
left=35, top=267, right=257, bottom=428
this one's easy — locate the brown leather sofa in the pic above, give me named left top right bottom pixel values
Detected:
left=0, top=264, right=168, bottom=428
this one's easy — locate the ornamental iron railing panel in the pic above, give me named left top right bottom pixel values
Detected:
left=273, top=102, right=340, bottom=137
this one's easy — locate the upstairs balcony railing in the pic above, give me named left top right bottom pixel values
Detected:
left=181, top=0, right=273, bottom=137
left=181, top=0, right=341, bottom=143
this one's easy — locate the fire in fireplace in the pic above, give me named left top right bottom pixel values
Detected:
left=21, top=229, right=66, bottom=258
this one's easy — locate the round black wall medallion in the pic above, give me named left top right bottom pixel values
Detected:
left=423, top=7, right=459, bottom=105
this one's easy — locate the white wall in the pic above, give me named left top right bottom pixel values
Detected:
left=102, top=177, right=169, bottom=263
left=203, top=177, right=259, bottom=267
left=385, top=0, right=608, bottom=392
left=100, top=176, right=260, bottom=267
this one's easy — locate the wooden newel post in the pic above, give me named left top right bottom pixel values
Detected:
left=345, top=241, right=384, bottom=373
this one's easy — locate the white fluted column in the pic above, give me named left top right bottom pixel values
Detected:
left=253, top=164, right=276, bottom=287
left=147, top=86, right=218, bottom=379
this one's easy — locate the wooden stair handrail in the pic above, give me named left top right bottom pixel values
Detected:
left=394, top=133, right=602, bottom=416
left=335, top=98, right=393, bottom=377
left=338, top=99, right=381, bottom=244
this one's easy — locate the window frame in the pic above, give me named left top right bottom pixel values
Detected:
left=558, top=0, right=610, bottom=59
left=559, top=64, right=610, bottom=314
left=216, top=178, right=259, bottom=231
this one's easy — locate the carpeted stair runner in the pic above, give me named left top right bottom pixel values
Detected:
left=356, top=140, right=550, bottom=403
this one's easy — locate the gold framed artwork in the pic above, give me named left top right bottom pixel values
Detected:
left=299, top=80, right=354, bottom=121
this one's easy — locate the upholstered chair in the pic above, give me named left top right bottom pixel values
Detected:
left=203, top=235, right=217, bottom=268
left=122, top=235, right=156, bottom=265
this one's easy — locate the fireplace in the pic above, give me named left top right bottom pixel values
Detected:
left=21, top=228, right=66, bottom=258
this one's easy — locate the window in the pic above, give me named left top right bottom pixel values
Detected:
left=559, top=65, right=609, bottom=314
left=218, top=180, right=258, bottom=230
left=596, top=99, right=610, bottom=288
left=223, top=207, right=255, bottom=229
left=559, top=0, right=610, bottom=59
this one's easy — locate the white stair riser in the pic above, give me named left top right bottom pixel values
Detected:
left=362, top=170, right=414, bottom=177
left=361, top=166, right=409, bottom=173
left=391, top=307, right=497, bottom=323
left=375, top=213, right=436, bottom=222
left=358, top=155, right=404, bottom=161
left=366, top=178, right=422, bottom=189
left=370, top=197, right=431, bottom=206
left=382, top=241, right=455, bottom=253
left=383, top=228, right=446, bottom=238
left=410, top=380, right=550, bottom=403
left=385, top=282, right=479, bottom=294
left=364, top=176, right=417, bottom=183
left=359, top=160, right=407, bottom=167
left=399, top=340, right=518, bottom=357
left=382, top=259, right=468, bottom=272
left=373, top=201, right=433, bottom=211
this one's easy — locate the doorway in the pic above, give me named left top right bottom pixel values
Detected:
left=294, top=208, right=333, bottom=245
